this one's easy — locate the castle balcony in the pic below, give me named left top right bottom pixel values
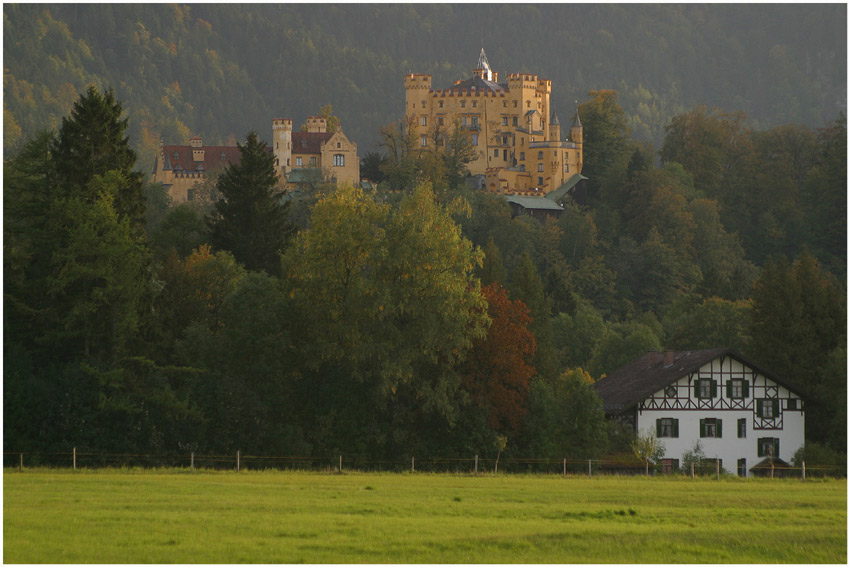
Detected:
left=461, top=123, right=481, bottom=132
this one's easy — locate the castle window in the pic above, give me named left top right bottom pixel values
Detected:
left=520, top=152, right=525, bottom=161
left=502, top=117, right=508, bottom=126
left=301, top=139, right=307, bottom=148
left=494, top=149, right=499, bottom=158
left=187, top=188, right=194, bottom=201
left=564, top=162, right=570, bottom=173
left=421, top=116, right=427, bottom=127
left=513, top=116, right=518, bottom=126
left=461, top=117, right=467, bottom=126
left=471, top=134, right=478, bottom=146
left=461, top=101, right=466, bottom=108
left=438, top=116, right=444, bottom=126
left=337, top=142, right=341, bottom=148
left=538, top=151, right=544, bottom=159
left=503, top=101, right=507, bottom=108
left=471, top=116, right=478, bottom=125
left=421, top=101, right=426, bottom=108
left=296, top=156, right=303, bottom=167
left=333, top=154, right=345, bottom=167
left=472, top=100, right=477, bottom=108
left=420, top=135, right=427, bottom=147
left=537, top=176, right=543, bottom=186
left=537, top=163, right=544, bottom=172
left=310, top=157, right=317, bottom=167
left=513, top=101, right=517, bottom=108
left=439, top=101, right=444, bottom=108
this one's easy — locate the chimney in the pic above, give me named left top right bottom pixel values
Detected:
left=647, top=351, right=660, bottom=367
left=663, top=350, right=675, bottom=366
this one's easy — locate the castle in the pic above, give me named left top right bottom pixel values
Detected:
left=404, top=49, right=584, bottom=197
left=151, top=117, right=360, bottom=205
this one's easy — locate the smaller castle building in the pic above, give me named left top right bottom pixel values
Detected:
left=151, top=116, right=360, bottom=204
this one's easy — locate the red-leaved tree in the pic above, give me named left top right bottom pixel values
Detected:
left=461, top=282, right=537, bottom=436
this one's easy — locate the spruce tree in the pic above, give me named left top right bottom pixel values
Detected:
left=208, top=131, right=294, bottom=277
left=50, top=85, right=145, bottom=228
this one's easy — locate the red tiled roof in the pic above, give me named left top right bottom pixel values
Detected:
left=291, top=132, right=333, bottom=155
left=161, top=144, right=272, bottom=172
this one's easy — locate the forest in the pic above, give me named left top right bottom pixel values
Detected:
left=3, top=4, right=846, bottom=466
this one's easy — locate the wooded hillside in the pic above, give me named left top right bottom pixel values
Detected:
left=4, top=4, right=846, bottom=168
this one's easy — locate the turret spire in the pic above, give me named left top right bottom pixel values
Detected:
left=477, top=48, right=493, bottom=81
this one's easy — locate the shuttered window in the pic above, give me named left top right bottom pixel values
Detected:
left=726, top=379, right=750, bottom=399
left=699, top=418, right=722, bottom=438
left=656, top=418, right=679, bottom=438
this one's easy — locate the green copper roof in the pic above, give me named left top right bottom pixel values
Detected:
left=546, top=173, right=588, bottom=202
left=506, top=195, right=564, bottom=211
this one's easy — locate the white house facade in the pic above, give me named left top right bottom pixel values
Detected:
left=594, top=348, right=806, bottom=477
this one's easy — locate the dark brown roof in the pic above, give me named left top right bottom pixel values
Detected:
left=593, top=348, right=808, bottom=415
left=160, top=144, right=273, bottom=173
left=443, top=75, right=506, bottom=94
left=291, top=132, right=333, bottom=154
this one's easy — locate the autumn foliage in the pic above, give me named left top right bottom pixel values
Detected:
left=461, top=283, right=537, bottom=436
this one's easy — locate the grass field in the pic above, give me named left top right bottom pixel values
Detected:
left=3, top=469, right=846, bottom=563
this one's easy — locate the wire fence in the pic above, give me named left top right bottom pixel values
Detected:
left=3, top=450, right=846, bottom=479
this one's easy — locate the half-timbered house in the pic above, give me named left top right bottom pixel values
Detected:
left=593, top=348, right=806, bottom=477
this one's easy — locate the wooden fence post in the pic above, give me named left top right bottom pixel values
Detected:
left=563, top=458, right=566, bottom=477
left=588, top=459, right=592, bottom=478
left=20, top=453, right=23, bottom=472
left=237, top=450, right=240, bottom=472
left=191, top=452, right=195, bottom=473
left=474, top=454, right=478, bottom=475
left=338, top=455, right=342, bottom=474
left=690, top=462, right=694, bottom=479
left=73, top=447, right=76, bottom=471
left=716, top=459, right=720, bottom=480
left=802, top=461, right=806, bottom=481
left=411, top=456, right=415, bottom=473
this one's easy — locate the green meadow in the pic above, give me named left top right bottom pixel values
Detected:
left=3, top=469, right=845, bottom=563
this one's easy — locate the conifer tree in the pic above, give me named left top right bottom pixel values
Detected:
left=208, top=131, right=294, bottom=277
left=50, top=85, right=145, bottom=229
left=511, top=252, right=560, bottom=382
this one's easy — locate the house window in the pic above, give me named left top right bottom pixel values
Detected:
left=502, top=117, right=508, bottom=126
left=333, top=154, right=345, bottom=167
left=296, top=156, right=303, bottom=167
left=656, top=418, right=679, bottom=438
left=695, top=379, right=717, bottom=399
left=737, top=458, right=747, bottom=477
left=758, top=437, right=780, bottom=458
left=700, top=418, right=722, bottom=438
left=665, top=385, right=677, bottom=398
left=310, top=156, right=317, bottom=167
left=661, top=459, right=680, bottom=474
left=471, top=134, right=478, bottom=146
left=727, top=379, right=749, bottom=399
left=787, top=398, right=799, bottom=410
left=757, top=398, right=780, bottom=419
left=421, top=116, right=427, bottom=127
left=737, top=418, right=747, bottom=438
left=538, top=163, right=544, bottom=172
left=420, top=135, right=427, bottom=147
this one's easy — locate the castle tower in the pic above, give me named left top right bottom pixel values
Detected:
left=305, top=116, right=328, bottom=133
left=571, top=107, right=583, bottom=172
left=404, top=73, right=432, bottom=120
left=272, top=118, right=293, bottom=174
left=549, top=111, right=561, bottom=142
